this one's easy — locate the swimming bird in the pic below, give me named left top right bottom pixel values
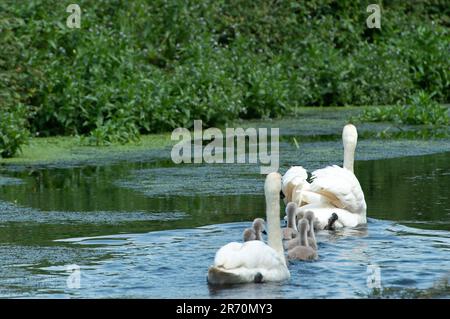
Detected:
left=282, top=202, right=299, bottom=240
left=243, top=218, right=266, bottom=242
left=297, top=163, right=367, bottom=229
left=284, top=211, right=318, bottom=251
left=283, top=124, right=367, bottom=229
left=304, top=211, right=318, bottom=250
left=287, top=219, right=318, bottom=261
left=207, top=172, right=290, bottom=285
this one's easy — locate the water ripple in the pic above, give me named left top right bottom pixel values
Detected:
left=6, top=218, right=447, bottom=298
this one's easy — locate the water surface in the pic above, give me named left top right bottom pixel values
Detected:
left=0, top=134, right=449, bottom=298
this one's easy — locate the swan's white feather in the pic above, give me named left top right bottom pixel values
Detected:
left=214, top=240, right=285, bottom=270
left=207, top=265, right=290, bottom=284
left=298, top=203, right=365, bottom=229
left=282, top=166, right=309, bottom=202
left=282, top=166, right=307, bottom=189
left=310, top=165, right=366, bottom=216
left=209, top=240, right=289, bottom=284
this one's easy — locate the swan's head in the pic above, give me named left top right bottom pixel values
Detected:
left=265, top=172, right=282, bottom=200
left=304, top=210, right=315, bottom=224
left=285, top=202, right=298, bottom=218
left=295, top=210, right=304, bottom=222
left=252, top=218, right=266, bottom=235
left=243, top=228, right=256, bottom=242
left=298, top=218, right=309, bottom=236
left=342, top=124, right=358, bottom=148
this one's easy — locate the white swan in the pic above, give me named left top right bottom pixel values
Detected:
left=298, top=165, right=367, bottom=228
left=207, top=172, right=290, bottom=285
left=282, top=124, right=367, bottom=229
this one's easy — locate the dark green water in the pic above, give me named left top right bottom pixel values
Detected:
left=0, top=135, right=449, bottom=297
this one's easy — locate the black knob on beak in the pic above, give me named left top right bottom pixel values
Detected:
left=325, top=212, right=339, bottom=230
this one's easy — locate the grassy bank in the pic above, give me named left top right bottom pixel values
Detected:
left=1, top=107, right=449, bottom=167
left=0, top=134, right=172, bottom=166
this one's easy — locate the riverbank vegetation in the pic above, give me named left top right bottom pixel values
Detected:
left=1, top=0, right=449, bottom=157
left=2, top=107, right=449, bottom=166
left=359, top=91, right=449, bottom=126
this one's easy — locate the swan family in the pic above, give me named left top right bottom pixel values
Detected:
left=207, top=172, right=290, bottom=284
left=207, top=124, right=367, bottom=285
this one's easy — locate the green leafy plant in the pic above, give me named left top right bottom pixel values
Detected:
left=359, top=91, right=449, bottom=126
left=0, top=0, right=449, bottom=156
left=0, top=104, right=30, bottom=158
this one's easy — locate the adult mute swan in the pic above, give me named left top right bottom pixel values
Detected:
left=283, top=124, right=367, bottom=229
left=298, top=164, right=367, bottom=229
left=207, top=173, right=290, bottom=285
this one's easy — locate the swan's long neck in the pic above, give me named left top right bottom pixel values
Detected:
left=300, top=225, right=308, bottom=247
left=343, top=143, right=355, bottom=173
left=343, top=125, right=358, bottom=173
left=266, top=183, right=284, bottom=262
left=287, top=211, right=295, bottom=228
left=308, top=221, right=316, bottom=242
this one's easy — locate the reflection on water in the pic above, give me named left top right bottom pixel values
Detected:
left=357, top=152, right=450, bottom=230
left=0, top=147, right=449, bottom=297
left=1, top=152, right=448, bottom=232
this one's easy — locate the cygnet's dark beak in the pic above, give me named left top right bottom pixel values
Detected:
left=280, top=190, right=285, bottom=199
left=262, top=230, right=267, bottom=235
